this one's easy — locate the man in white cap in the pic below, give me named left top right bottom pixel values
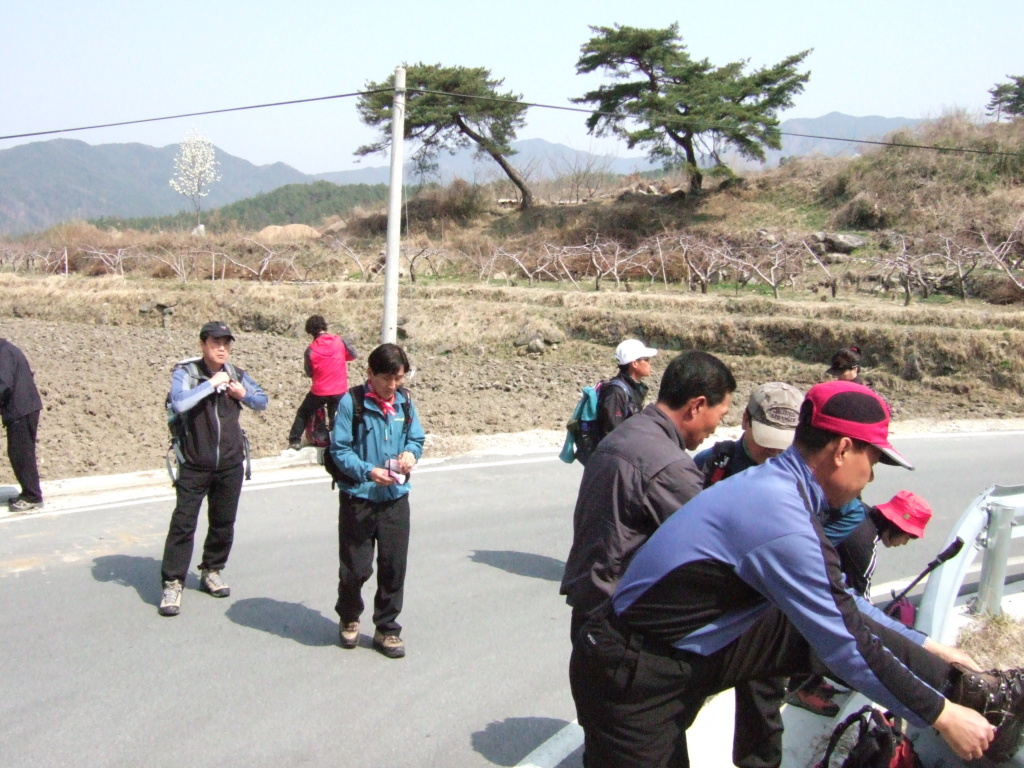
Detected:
left=596, top=338, right=658, bottom=443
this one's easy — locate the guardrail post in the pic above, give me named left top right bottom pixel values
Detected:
left=974, top=501, right=1016, bottom=616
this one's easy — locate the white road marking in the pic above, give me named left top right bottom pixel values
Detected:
left=515, top=720, right=582, bottom=768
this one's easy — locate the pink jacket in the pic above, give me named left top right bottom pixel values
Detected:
left=305, top=334, right=357, bottom=396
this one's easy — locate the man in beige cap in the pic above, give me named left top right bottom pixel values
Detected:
left=694, top=381, right=803, bottom=486
left=693, top=381, right=803, bottom=768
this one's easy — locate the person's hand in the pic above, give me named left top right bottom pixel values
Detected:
left=396, top=451, right=417, bottom=474
left=368, top=467, right=398, bottom=486
left=923, top=638, right=982, bottom=672
left=225, top=381, right=246, bottom=400
left=933, top=700, right=996, bottom=761
left=209, top=371, right=231, bottom=389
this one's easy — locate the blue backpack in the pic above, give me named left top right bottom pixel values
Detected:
left=559, top=379, right=631, bottom=465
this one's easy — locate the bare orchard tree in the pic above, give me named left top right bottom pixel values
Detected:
left=170, top=128, right=221, bottom=228
left=977, top=216, right=1024, bottom=291
left=932, top=234, right=985, bottom=302
left=727, top=234, right=803, bottom=300
left=680, top=235, right=731, bottom=294
left=878, top=234, right=932, bottom=306
left=802, top=241, right=840, bottom=298
left=81, top=245, right=137, bottom=276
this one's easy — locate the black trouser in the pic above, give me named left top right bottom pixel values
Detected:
left=288, top=392, right=339, bottom=443
left=733, top=678, right=786, bottom=768
left=5, top=410, right=42, bottom=503
left=569, top=606, right=951, bottom=768
left=572, top=602, right=783, bottom=768
left=335, top=492, right=411, bottom=635
left=160, top=463, right=244, bottom=583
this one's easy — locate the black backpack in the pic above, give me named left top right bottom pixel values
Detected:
left=164, top=358, right=250, bottom=485
left=817, top=705, right=922, bottom=768
left=321, top=384, right=413, bottom=490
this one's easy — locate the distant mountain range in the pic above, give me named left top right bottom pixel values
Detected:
left=0, top=113, right=922, bottom=235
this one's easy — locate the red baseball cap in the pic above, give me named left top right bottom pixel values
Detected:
left=803, top=381, right=913, bottom=470
left=876, top=490, right=932, bottom=538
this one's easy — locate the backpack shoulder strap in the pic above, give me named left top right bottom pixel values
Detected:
left=702, top=440, right=735, bottom=488
left=348, top=384, right=366, bottom=442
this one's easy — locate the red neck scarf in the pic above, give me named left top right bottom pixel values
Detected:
left=364, top=381, right=397, bottom=417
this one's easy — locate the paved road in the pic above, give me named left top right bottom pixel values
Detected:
left=1, top=432, right=1022, bottom=768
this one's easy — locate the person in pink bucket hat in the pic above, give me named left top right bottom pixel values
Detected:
left=838, top=490, right=933, bottom=598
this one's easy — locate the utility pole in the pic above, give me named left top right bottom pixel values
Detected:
left=380, top=65, right=406, bottom=344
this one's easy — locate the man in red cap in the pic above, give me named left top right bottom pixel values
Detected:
left=570, top=380, right=1024, bottom=767
left=839, top=490, right=933, bottom=597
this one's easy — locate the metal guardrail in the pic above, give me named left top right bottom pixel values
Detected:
left=916, top=484, right=1024, bottom=642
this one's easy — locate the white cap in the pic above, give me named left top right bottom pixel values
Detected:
left=615, top=339, right=658, bottom=366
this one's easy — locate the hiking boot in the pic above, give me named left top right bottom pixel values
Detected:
left=785, top=688, right=840, bottom=718
left=9, top=498, right=44, bottom=513
left=158, top=580, right=183, bottom=616
left=289, top=440, right=302, bottom=451
left=339, top=621, right=360, bottom=649
left=199, top=569, right=230, bottom=598
left=817, top=680, right=848, bottom=699
left=950, top=664, right=1024, bottom=763
left=373, top=630, right=405, bottom=659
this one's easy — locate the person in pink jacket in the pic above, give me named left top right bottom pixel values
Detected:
left=288, top=315, right=358, bottom=450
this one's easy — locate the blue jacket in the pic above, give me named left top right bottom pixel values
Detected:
left=612, top=446, right=943, bottom=727
left=329, top=387, right=425, bottom=502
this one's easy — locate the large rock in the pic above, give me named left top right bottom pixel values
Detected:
left=824, top=233, right=868, bottom=254
left=256, top=223, right=320, bottom=242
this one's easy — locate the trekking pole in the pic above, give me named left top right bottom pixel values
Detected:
left=885, top=537, right=964, bottom=611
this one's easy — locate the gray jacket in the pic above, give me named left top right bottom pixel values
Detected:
left=560, top=403, right=704, bottom=612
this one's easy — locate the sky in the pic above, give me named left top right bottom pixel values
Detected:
left=3, top=1, right=1022, bottom=176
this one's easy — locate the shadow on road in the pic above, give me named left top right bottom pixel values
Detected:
left=470, top=550, right=565, bottom=582
left=91, top=554, right=169, bottom=606
left=471, top=716, right=571, bottom=766
left=226, top=597, right=338, bottom=647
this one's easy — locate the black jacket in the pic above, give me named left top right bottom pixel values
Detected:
left=595, top=372, right=648, bottom=441
left=0, top=339, right=43, bottom=425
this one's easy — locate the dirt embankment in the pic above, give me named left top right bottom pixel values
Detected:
left=2, top=277, right=1024, bottom=484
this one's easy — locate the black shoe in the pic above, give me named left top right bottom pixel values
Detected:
left=288, top=440, right=302, bottom=451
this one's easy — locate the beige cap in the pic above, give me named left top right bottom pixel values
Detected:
left=747, top=382, right=803, bottom=450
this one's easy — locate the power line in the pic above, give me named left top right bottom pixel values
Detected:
left=3, top=85, right=1021, bottom=161
left=0, top=90, right=387, bottom=142
left=404, top=87, right=1024, bottom=159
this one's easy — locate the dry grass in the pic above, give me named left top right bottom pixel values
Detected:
left=957, top=612, right=1024, bottom=669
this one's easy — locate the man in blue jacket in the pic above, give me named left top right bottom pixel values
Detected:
left=330, top=343, right=425, bottom=659
left=570, top=381, right=1022, bottom=766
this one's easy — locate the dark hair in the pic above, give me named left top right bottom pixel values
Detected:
left=657, top=351, right=736, bottom=410
left=793, top=400, right=871, bottom=455
left=829, top=346, right=861, bottom=373
left=870, top=506, right=910, bottom=539
left=368, top=343, right=410, bottom=376
left=305, top=315, right=328, bottom=337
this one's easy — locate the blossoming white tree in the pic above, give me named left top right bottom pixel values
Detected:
left=169, top=129, right=221, bottom=228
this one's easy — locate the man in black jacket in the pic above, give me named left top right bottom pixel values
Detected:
left=595, top=339, right=658, bottom=442
left=158, top=322, right=268, bottom=617
left=0, top=339, right=44, bottom=513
